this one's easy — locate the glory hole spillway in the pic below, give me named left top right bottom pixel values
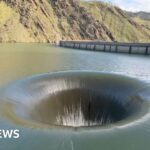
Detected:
left=0, top=44, right=150, bottom=150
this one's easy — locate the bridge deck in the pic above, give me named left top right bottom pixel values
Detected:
left=59, top=41, right=150, bottom=55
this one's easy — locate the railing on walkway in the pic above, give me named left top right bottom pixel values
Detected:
left=60, top=41, right=150, bottom=55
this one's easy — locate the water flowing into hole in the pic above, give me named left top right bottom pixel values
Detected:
left=1, top=71, right=148, bottom=129
left=30, top=88, right=141, bottom=127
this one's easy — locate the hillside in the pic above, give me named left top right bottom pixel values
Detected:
left=80, top=1, right=150, bottom=42
left=127, top=11, right=150, bottom=20
left=126, top=11, right=150, bottom=31
left=0, top=0, right=150, bottom=43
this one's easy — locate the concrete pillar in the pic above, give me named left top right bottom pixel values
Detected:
left=129, top=45, right=132, bottom=54
left=104, top=45, right=106, bottom=51
left=145, top=46, right=149, bottom=55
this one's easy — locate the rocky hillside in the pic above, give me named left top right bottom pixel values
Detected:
left=126, top=11, right=150, bottom=31
left=0, top=0, right=150, bottom=43
left=80, top=1, right=150, bottom=42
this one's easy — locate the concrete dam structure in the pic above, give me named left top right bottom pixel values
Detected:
left=59, top=41, right=150, bottom=55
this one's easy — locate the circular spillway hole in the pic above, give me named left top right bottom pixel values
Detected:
left=2, top=71, right=147, bottom=129
left=18, top=72, right=144, bottom=128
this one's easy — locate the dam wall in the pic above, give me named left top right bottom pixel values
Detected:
left=59, top=41, right=150, bottom=55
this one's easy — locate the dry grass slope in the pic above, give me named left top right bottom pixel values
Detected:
left=0, top=2, right=34, bottom=42
left=80, top=1, right=150, bottom=42
left=0, top=0, right=149, bottom=43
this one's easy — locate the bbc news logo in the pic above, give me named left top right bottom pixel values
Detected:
left=0, top=129, right=20, bottom=139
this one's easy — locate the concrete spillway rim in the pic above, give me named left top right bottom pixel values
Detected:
left=0, top=71, right=150, bottom=131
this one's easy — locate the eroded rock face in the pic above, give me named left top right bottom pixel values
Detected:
left=1, top=0, right=115, bottom=42
left=50, top=0, right=115, bottom=41
left=1, top=0, right=150, bottom=43
left=3, top=0, right=61, bottom=43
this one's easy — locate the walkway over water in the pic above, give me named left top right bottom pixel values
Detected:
left=60, top=41, right=150, bottom=55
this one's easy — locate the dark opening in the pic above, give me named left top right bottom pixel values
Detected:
left=30, top=88, right=141, bottom=127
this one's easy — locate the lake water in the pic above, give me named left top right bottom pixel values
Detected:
left=0, top=43, right=150, bottom=150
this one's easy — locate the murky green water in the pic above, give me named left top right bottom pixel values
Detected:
left=0, top=43, right=150, bottom=150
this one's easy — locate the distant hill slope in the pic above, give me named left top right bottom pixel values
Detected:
left=126, top=11, right=150, bottom=31
left=0, top=0, right=150, bottom=43
left=127, top=11, right=150, bottom=20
